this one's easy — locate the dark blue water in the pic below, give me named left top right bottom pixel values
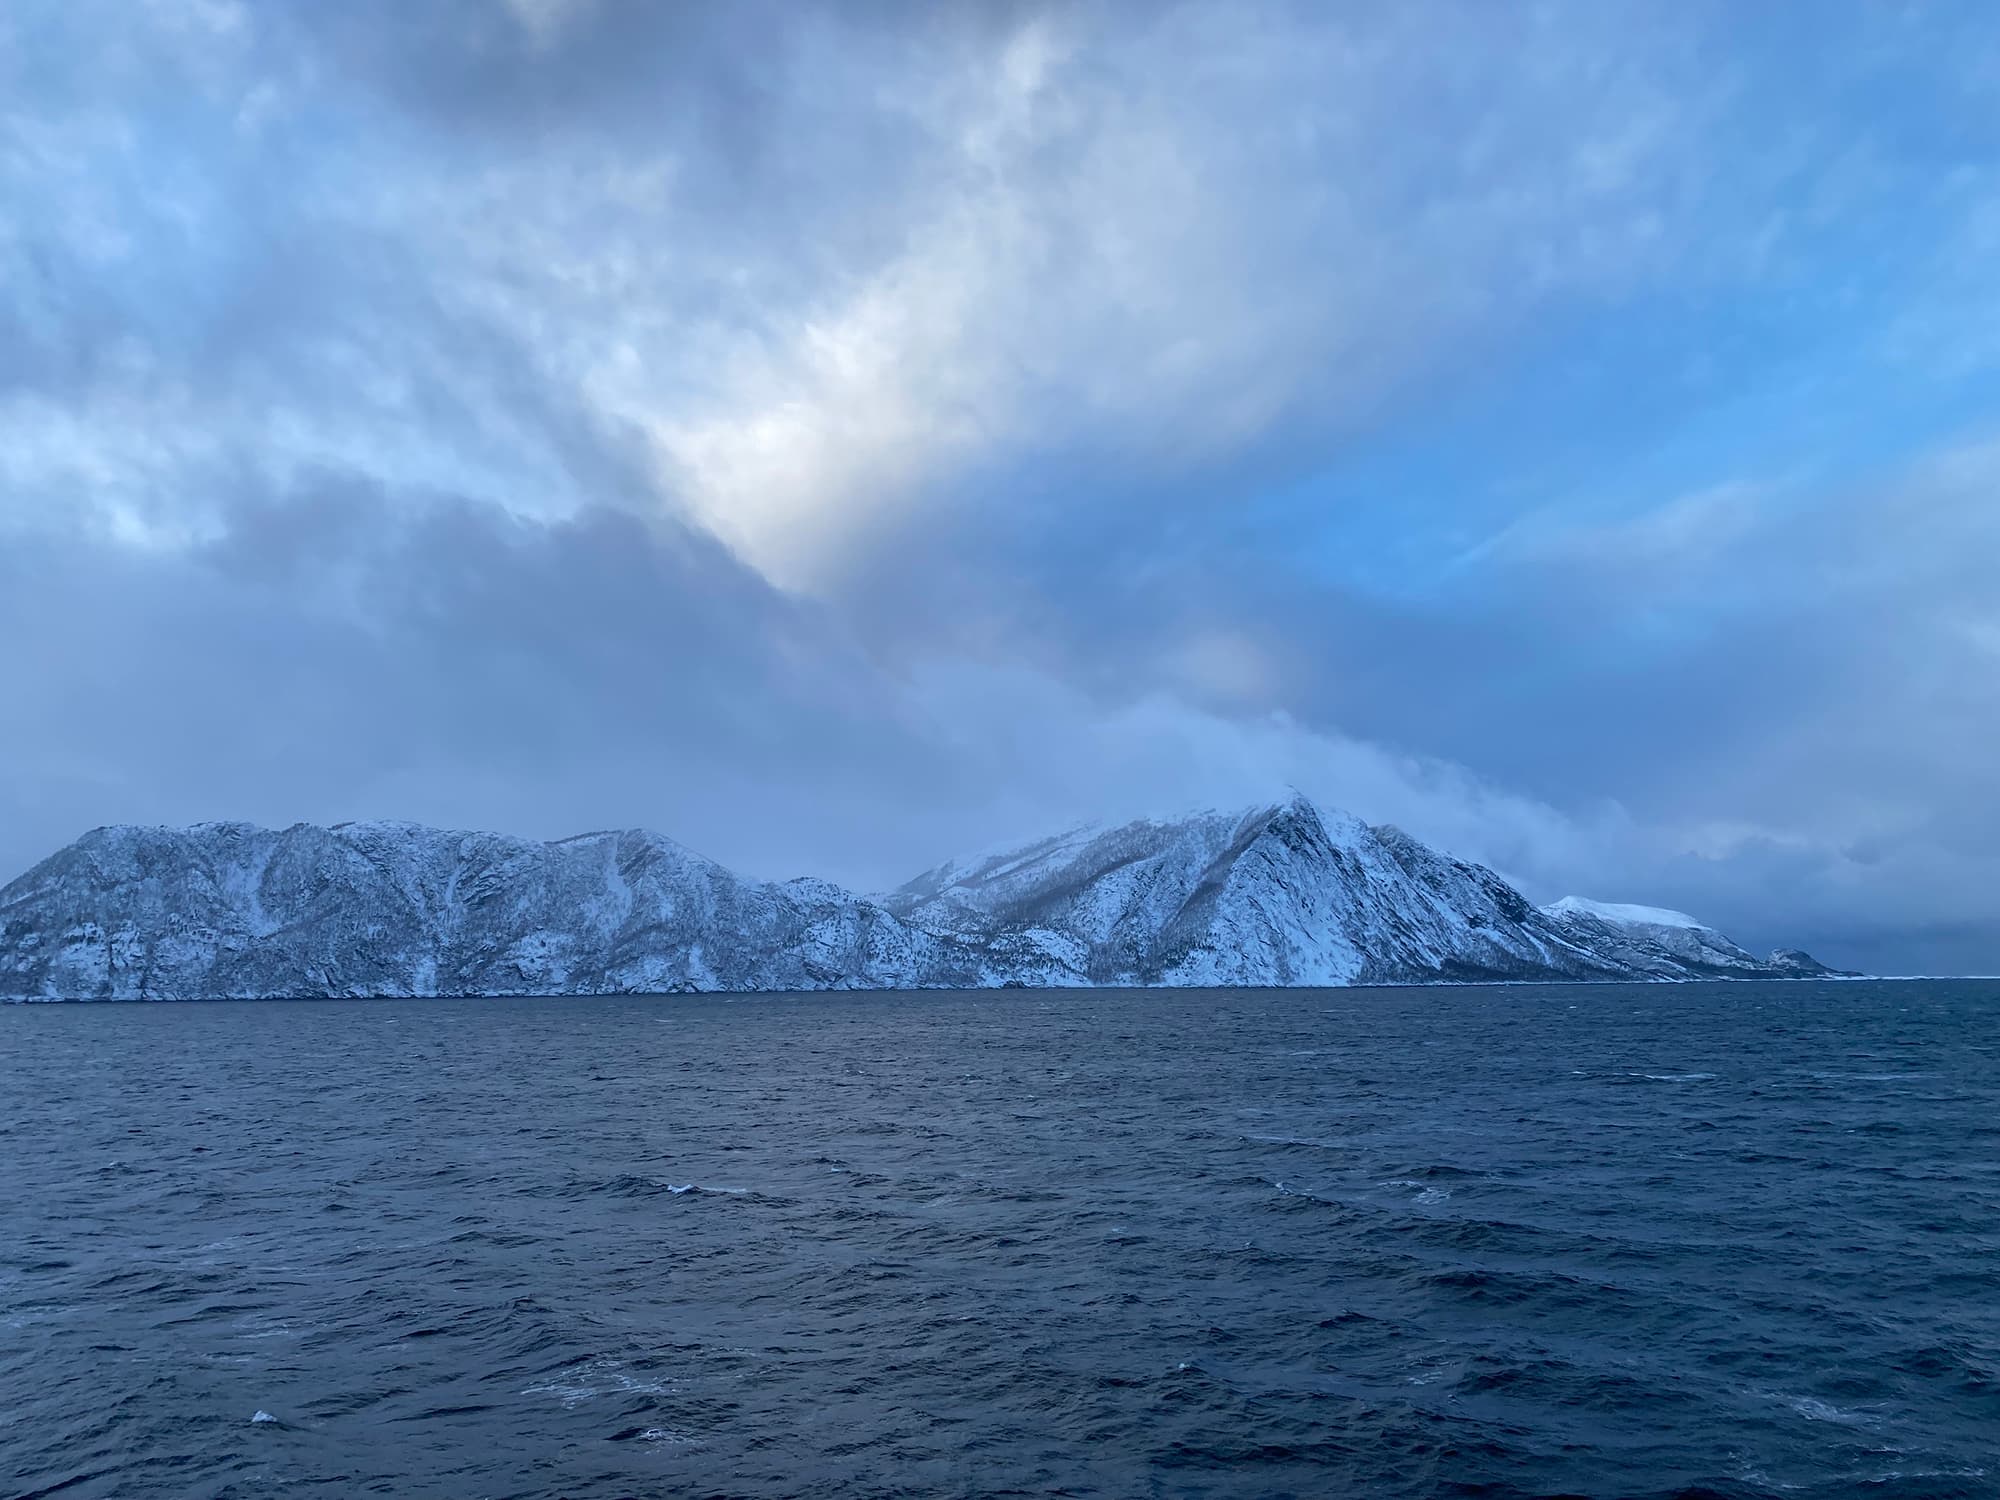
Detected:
left=3, top=982, right=1997, bottom=1499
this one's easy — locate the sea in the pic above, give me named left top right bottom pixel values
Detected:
left=2, top=980, right=1996, bottom=1499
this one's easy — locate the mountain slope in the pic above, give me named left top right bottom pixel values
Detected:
left=882, top=798, right=1790, bottom=986
left=0, top=800, right=1847, bottom=999
left=1539, top=895, right=1858, bottom=979
left=0, top=821, right=964, bottom=1000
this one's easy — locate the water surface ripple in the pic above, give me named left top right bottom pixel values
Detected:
left=3, top=981, right=1997, bottom=1498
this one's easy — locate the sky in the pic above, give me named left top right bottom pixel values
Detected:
left=4, top=0, right=1998, bottom=974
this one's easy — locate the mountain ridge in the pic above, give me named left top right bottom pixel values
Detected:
left=0, top=798, right=1854, bottom=1000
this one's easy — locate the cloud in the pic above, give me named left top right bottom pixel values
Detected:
left=7, top=474, right=1995, bottom=978
left=0, top=478, right=1592, bottom=889
left=8, top=0, right=1758, bottom=579
left=0, top=462, right=1623, bottom=903
left=2, top=0, right=1998, bottom=971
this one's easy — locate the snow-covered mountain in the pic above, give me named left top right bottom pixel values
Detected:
left=1537, top=895, right=1851, bottom=978
left=0, top=798, right=1849, bottom=1000
left=0, top=821, right=952, bottom=1001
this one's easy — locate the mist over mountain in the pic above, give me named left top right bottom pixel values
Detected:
left=0, top=798, right=1847, bottom=1001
